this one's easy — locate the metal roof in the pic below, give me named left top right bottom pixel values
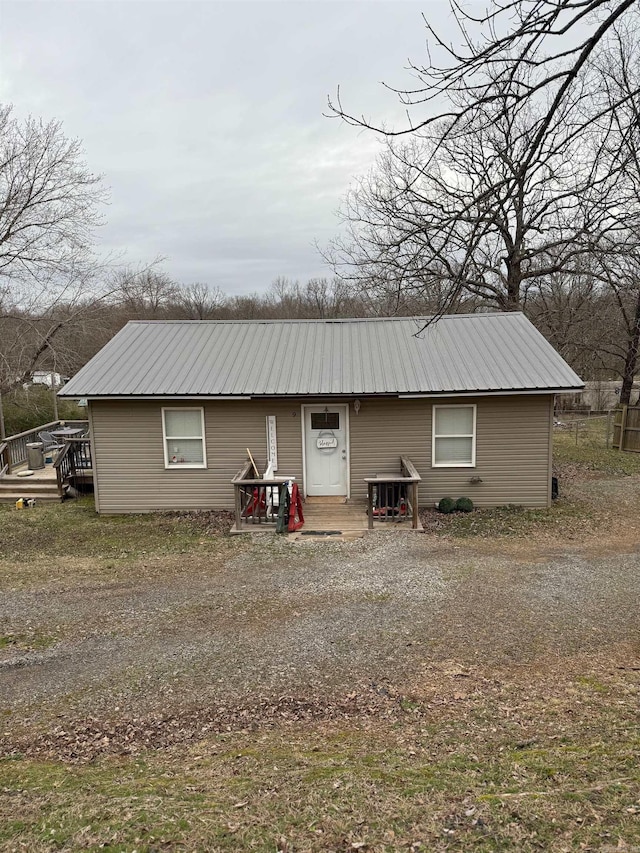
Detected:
left=59, top=314, right=584, bottom=398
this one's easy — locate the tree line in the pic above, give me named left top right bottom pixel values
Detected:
left=3, top=267, right=635, bottom=396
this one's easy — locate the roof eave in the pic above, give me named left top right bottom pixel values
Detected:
left=59, top=385, right=584, bottom=401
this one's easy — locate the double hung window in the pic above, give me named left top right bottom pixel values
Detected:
left=432, top=405, right=476, bottom=467
left=162, top=408, right=206, bottom=468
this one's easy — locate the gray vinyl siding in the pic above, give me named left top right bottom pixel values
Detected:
left=89, top=394, right=553, bottom=513
left=90, top=399, right=304, bottom=513
left=349, top=395, right=553, bottom=507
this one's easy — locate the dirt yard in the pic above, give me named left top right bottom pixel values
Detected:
left=0, top=435, right=639, bottom=851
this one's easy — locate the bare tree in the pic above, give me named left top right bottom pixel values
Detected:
left=328, top=65, right=610, bottom=314
left=587, top=15, right=640, bottom=404
left=0, top=105, right=106, bottom=291
left=177, top=282, right=226, bottom=319
left=264, top=277, right=363, bottom=319
left=328, top=1, right=637, bottom=162
left=0, top=105, right=108, bottom=398
left=0, top=264, right=109, bottom=397
left=110, top=268, right=180, bottom=319
left=326, top=1, right=639, bottom=316
left=527, top=13, right=640, bottom=404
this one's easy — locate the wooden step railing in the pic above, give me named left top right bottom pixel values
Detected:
left=232, top=458, right=294, bottom=531
left=0, top=442, right=8, bottom=479
left=364, top=455, right=421, bottom=529
left=54, top=437, right=92, bottom=498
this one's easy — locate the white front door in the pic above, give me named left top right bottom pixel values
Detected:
left=304, top=405, right=349, bottom=496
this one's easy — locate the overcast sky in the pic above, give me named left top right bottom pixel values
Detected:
left=1, top=0, right=456, bottom=295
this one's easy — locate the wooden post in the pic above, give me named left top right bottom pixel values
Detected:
left=51, top=373, right=59, bottom=422
left=234, top=485, right=243, bottom=532
left=612, top=408, right=621, bottom=449
left=619, top=404, right=629, bottom=451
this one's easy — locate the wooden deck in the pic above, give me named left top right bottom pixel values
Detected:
left=230, top=455, right=423, bottom=540
left=231, top=496, right=423, bottom=540
left=0, top=458, right=93, bottom=504
left=296, top=496, right=422, bottom=540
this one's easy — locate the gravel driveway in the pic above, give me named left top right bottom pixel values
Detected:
left=2, top=514, right=639, bottom=736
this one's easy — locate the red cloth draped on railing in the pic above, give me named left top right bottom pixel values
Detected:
left=287, top=482, right=304, bottom=532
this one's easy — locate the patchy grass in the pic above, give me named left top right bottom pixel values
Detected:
left=421, top=424, right=640, bottom=540
left=554, top=417, right=640, bottom=476
left=0, top=498, right=236, bottom=561
left=0, top=632, right=56, bottom=652
left=422, top=499, right=590, bottom=539
left=0, top=499, right=245, bottom=590
left=1, top=662, right=639, bottom=852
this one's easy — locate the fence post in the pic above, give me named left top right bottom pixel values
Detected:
left=619, top=404, right=629, bottom=452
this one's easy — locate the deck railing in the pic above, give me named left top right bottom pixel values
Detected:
left=0, top=442, right=8, bottom=478
left=3, top=420, right=88, bottom=473
left=232, top=459, right=293, bottom=530
left=54, top=437, right=93, bottom=498
left=365, top=455, right=421, bottom=529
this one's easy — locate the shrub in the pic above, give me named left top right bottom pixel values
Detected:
left=437, top=497, right=456, bottom=514
left=456, top=497, right=474, bottom=513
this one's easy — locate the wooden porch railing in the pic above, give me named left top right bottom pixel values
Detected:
left=232, top=459, right=294, bottom=531
left=3, top=420, right=88, bottom=473
left=0, top=442, right=8, bottom=478
left=54, top=437, right=93, bottom=498
left=365, top=455, right=421, bottom=529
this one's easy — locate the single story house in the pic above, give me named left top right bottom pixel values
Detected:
left=58, top=313, right=583, bottom=514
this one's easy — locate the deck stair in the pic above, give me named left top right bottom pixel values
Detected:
left=295, top=496, right=368, bottom=540
left=0, top=471, right=61, bottom=503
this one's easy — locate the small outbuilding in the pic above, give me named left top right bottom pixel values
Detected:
left=59, top=313, right=583, bottom=515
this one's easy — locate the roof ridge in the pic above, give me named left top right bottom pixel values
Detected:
left=126, top=313, right=524, bottom=326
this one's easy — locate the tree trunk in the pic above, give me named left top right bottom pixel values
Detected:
left=619, top=287, right=640, bottom=406
left=504, top=256, right=522, bottom=311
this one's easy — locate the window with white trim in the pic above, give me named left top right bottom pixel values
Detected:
left=432, top=405, right=476, bottom=467
left=162, top=408, right=207, bottom=468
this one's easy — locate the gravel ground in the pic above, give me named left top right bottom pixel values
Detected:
left=1, top=506, right=639, bottom=738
